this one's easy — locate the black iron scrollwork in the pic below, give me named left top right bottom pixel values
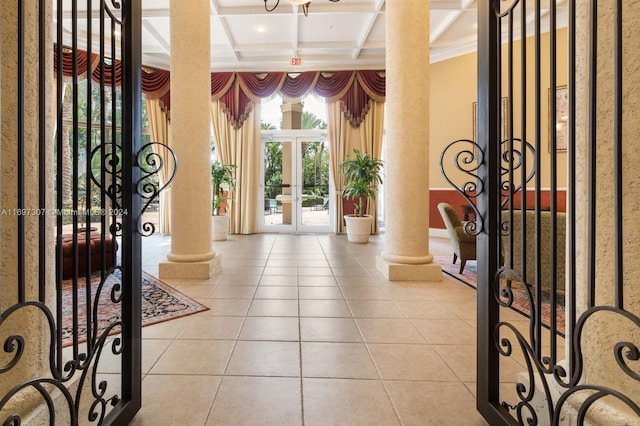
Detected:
left=439, top=139, right=484, bottom=235
left=89, top=142, right=124, bottom=237
left=136, top=142, right=178, bottom=236
left=500, top=138, right=536, bottom=212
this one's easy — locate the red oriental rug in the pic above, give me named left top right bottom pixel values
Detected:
left=61, top=271, right=208, bottom=347
left=435, top=256, right=565, bottom=333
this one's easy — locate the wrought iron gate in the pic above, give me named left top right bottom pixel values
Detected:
left=467, top=0, right=640, bottom=424
left=0, top=1, right=173, bottom=424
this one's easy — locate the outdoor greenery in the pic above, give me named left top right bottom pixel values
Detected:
left=262, top=111, right=329, bottom=201
left=56, top=80, right=154, bottom=224
left=340, top=149, right=384, bottom=217
left=211, top=161, right=237, bottom=215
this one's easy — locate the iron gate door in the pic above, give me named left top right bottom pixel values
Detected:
left=472, top=0, right=640, bottom=424
left=0, top=1, right=163, bottom=424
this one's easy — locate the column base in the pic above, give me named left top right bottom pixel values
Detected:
left=376, top=255, right=442, bottom=281
left=159, top=254, right=221, bottom=279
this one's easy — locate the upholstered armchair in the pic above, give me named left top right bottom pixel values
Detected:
left=437, top=202, right=476, bottom=273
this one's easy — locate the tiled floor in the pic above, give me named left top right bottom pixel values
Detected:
left=131, top=233, right=491, bottom=425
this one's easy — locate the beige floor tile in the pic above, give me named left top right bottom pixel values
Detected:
left=356, top=318, right=426, bottom=344
left=197, top=298, right=251, bottom=316
left=141, top=316, right=192, bottom=339
left=395, top=300, right=462, bottom=319
left=297, top=259, right=330, bottom=268
left=216, top=274, right=261, bottom=286
left=348, top=300, right=405, bottom=318
left=412, top=318, right=476, bottom=345
left=254, top=286, right=298, bottom=299
left=302, top=342, right=378, bottom=379
left=331, top=267, right=371, bottom=277
left=141, top=339, right=172, bottom=374
left=433, top=344, right=476, bottom=382
left=220, top=266, right=264, bottom=276
left=149, top=340, right=234, bottom=375
left=340, top=286, right=390, bottom=301
left=385, top=286, right=440, bottom=301
left=440, top=300, right=478, bottom=321
left=248, top=299, right=299, bottom=316
left=206, top=376, right=302, bottom=426
left=327, top=259, right=362, bottom=269
left=299, top=299, right=352, bottom=317
left=368, top=343, right=458, bottom=381
left=384, top=381, right=488, bottom=426
left=223, top=258, right=267, bottom=268
left=130, top=375, right=221, bottom=426
left=298, top=267, right=333, bottom=276
left=259, top=275, right=299, bottom=286
left=239, top=316, right=300, bottom=341
left=303, top=378, right=399, bottom=426
left=335, top=275, right=387, bottom=286
left=226, top=341, right=300, bottom=377
left=299, top=286, right=344, bottom=300
left=174, top=284, right=216, bottom=299
left=298, top=276, right=338, bottom=286
left=300, top=317, right=362, bottom=342
left=265, top=258, right=298, bottom=267
left=263, top=266, right=298, bottom=276
left=176, top=316, right=244, bottom=340
left=210, top=285, right=257, bottom=299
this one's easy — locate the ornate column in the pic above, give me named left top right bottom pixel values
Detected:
left=159, top=0, right=220, bottom=279
left=568, top=1, right=640, bottom=422
left=0, top=0, right=55, bottom=418
left=376, top=0, right=441, bottom=281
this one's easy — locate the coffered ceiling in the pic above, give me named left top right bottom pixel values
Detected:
left=55, top=0, right=567, bottom=72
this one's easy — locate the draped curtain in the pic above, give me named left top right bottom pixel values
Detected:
left=358, top=100, right=385, bottom=234
left=146, top=98, right=172, bottom=234
left=211, top=100, right=261, bottom=234
left=54, top=45, right=387, bottom=235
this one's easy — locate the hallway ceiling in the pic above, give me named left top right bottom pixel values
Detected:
left=56, top=0, right=567, bottom=72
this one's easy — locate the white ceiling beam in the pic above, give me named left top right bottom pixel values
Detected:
left=142, top=20, right=170, bottom=54
left=351, top=0, right=385, bottom=60
left=210, top=0, right=240, bottom=61
left=291, top=4, right=300, bottom=58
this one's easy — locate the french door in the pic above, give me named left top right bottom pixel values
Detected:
left=261, top=131, right=333, bottom=233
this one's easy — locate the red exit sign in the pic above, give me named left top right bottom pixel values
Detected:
left=291, top=57, right=302, bottom=66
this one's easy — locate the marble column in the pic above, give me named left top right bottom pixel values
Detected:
left=568, top=1, right=640, bottom=422
left=159, top=0, right=220, bottom=279
left=376, top=0, right=441, bottom=281
left=0, top=1, right=55, bottom=419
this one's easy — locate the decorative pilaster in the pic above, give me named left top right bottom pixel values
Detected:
left=569, top=0, right=640, bottom=421
left=376, top=0, right=441, bottom=281
left=159, top=0, right=220, bottom=279
left=0, top=0, right=54, bottom=417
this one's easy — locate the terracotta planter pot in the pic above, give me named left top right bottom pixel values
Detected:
left=211, top=215, right=230, bottom=241
left=343, top=215, right=372, bottom=243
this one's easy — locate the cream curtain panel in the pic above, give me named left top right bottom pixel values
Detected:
left=146, top=98, right=172, bottom=234
left=211, top=100, right=261, bottom=234
left=328, top=99, right=385, bottom=234
left=359, top=100, right=385, bottom=234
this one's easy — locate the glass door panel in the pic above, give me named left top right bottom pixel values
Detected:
left=298, top=139, right=331, bottom=231
left=263, top=140, right=295, bottom=232
left=261, top=132, right=333, bottom=233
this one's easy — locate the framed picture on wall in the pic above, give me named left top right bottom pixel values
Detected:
left=550, top=85, right=568, bottom=151
left=473, top=97, right=508, bottom=148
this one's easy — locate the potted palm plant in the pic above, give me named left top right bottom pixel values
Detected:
left=211, top=160, right=237, bottom=240
left=340, top=149, right=383, bottom=243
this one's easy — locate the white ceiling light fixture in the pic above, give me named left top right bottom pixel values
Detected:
left=264, top=0, right=341, bottom=18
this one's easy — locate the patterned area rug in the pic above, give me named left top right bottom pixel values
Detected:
left=61, top=271, right=208, bottom=346
left=435, top=256, right=565, bottom=332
